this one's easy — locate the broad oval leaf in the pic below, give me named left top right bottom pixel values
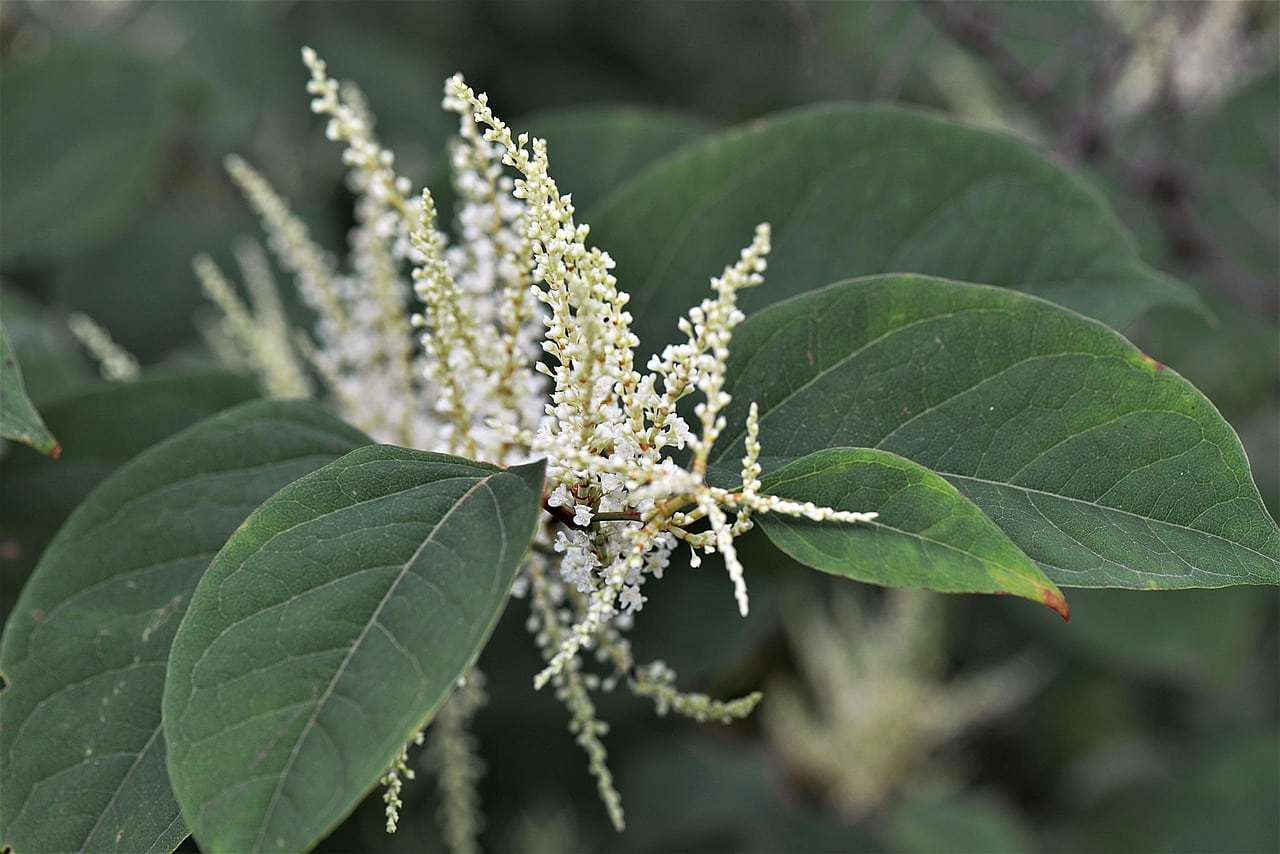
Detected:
left=585, top=105, right=1201, bottom=353
left=0, top=321, right=59, bottom=457
left=522, top=105, right=709, bottom=212
left=1, top=369, right=260, bottom=533
left=0, top=400, right=369, bottom=854
left=713, top=275, right=1280, bottom=589
left=0, top=370, right=260, bottom=624
left=53, top=207, right=262, bottom=362
left=163, top=446, right=546, bottom=853
left=0, top=45, right=174, bottom=263
left=756, top=448, right=1068, bottom=618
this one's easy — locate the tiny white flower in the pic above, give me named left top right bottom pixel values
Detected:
left=619, top=584, right=647, bottom=614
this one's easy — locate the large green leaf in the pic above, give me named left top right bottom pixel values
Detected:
left=521, top=106, right=709, bottom=212
left=755, top=449, right=1068, bottom=618
left=885, top=786, right=1034, bottom=854
left=53, top=207, right=261, bottom=362
left=163, top=447, right=545, bottom=852
left=0, top=400, right=368, bottom=854
left=0, top=370, right=260, bottom=624
left=0, top=369, right=260, bottom=533
left=713, top=275, right=1279, bottom=589
left=0, top=45, right=174, bottom=263
left=585, top=105, right=1201, bottom=353
left=1187, top=71, right=1279, bottom=284
left=0, top=320, right=59, bottom=457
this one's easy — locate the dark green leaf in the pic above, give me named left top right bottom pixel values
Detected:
left=1163, top=729, right=1280, bottom=853
left=885, top=786, right=1035, bottom=854
left=756, top=448, right=1068, bottom=617
left=0, top=370, right=260, bottom=624
left=521, top=106, right=709, bottom=212
left=0, top=321, right=59, bottom=457
left=0, top=46, right=174, bottom=263
left=586, top=105, right=1202, bottom=354
left=1187, top=71, right=1279, bottom=283
left=620, top=737, right=886, bottom=853
left=0, top=400, right=368, bottom=854
left=53, top=207, right=260, bottom=362
left=714, top=275, right=1279, bottom=589
left=1059, top=728, right=1280, bottom=853
left=0, top=369, right=260, bottom=532
left=163, top=447, right=545, bottom=852
left=1126, top=297, right=1279, bottom=423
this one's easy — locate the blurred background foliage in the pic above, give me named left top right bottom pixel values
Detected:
left=1, top=1, right=1276, bottom=852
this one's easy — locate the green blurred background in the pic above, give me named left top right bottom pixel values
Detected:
left=2, top=2, right=1276, bottom=851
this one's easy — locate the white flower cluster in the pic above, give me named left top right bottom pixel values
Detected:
left=763, top=588, right=1038, bottom=814
left=450, top=74, right=877, bottom=689
left=203, top=49, right=878, bottom=843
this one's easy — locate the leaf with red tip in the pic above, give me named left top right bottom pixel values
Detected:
left=0, top=321, right=59, bottom=457
left=756, top=448, right=1069, bottom=619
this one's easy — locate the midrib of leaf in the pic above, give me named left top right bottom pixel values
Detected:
left=248, top=475, right=496, bottom=850
left=80, top=722, right=165, bottom=849
left=6, top=661, right=167, bottom=835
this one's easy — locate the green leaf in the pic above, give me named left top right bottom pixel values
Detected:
left=1, top=369, right=260, bottom=532
left=1187, top=71, right=1279, bottom=283
left=521, top=106, right=709, bottom=212
left=0, top=370, right=260, bottom=624
left=586, top=105, right=1201, bottom=353
left=0, top=45, right=174, bottom=263
left=885, top=786, right=1035, bottom=854
left=163, top=447, right=546, bottom=852
left=713, top=275, right=1280, bottom=589
left=755, top=448, right=1068, bottom=618
left=53, top=206, right=261, bottom=362
left=0, top=400, right=368, bottom=854
left=1163, top=729, right=1280, bottom=854
left=0, top=320, right=59, bottom=457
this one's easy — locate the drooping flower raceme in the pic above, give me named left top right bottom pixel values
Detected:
left=202, top=48, right=878, bottom=844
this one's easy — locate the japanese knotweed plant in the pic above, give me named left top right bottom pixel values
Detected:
left=1, top=48, right=1277, bottom=854
left=193, top=50, right=879, bottom=844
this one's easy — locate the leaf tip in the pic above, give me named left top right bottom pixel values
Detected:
left=1042, top=587, right=1070, bottom=622
left=48, top=443, right=62, bottom=459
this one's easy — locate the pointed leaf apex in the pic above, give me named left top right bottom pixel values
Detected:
left=1041, top=587, right=1070, bottom=622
